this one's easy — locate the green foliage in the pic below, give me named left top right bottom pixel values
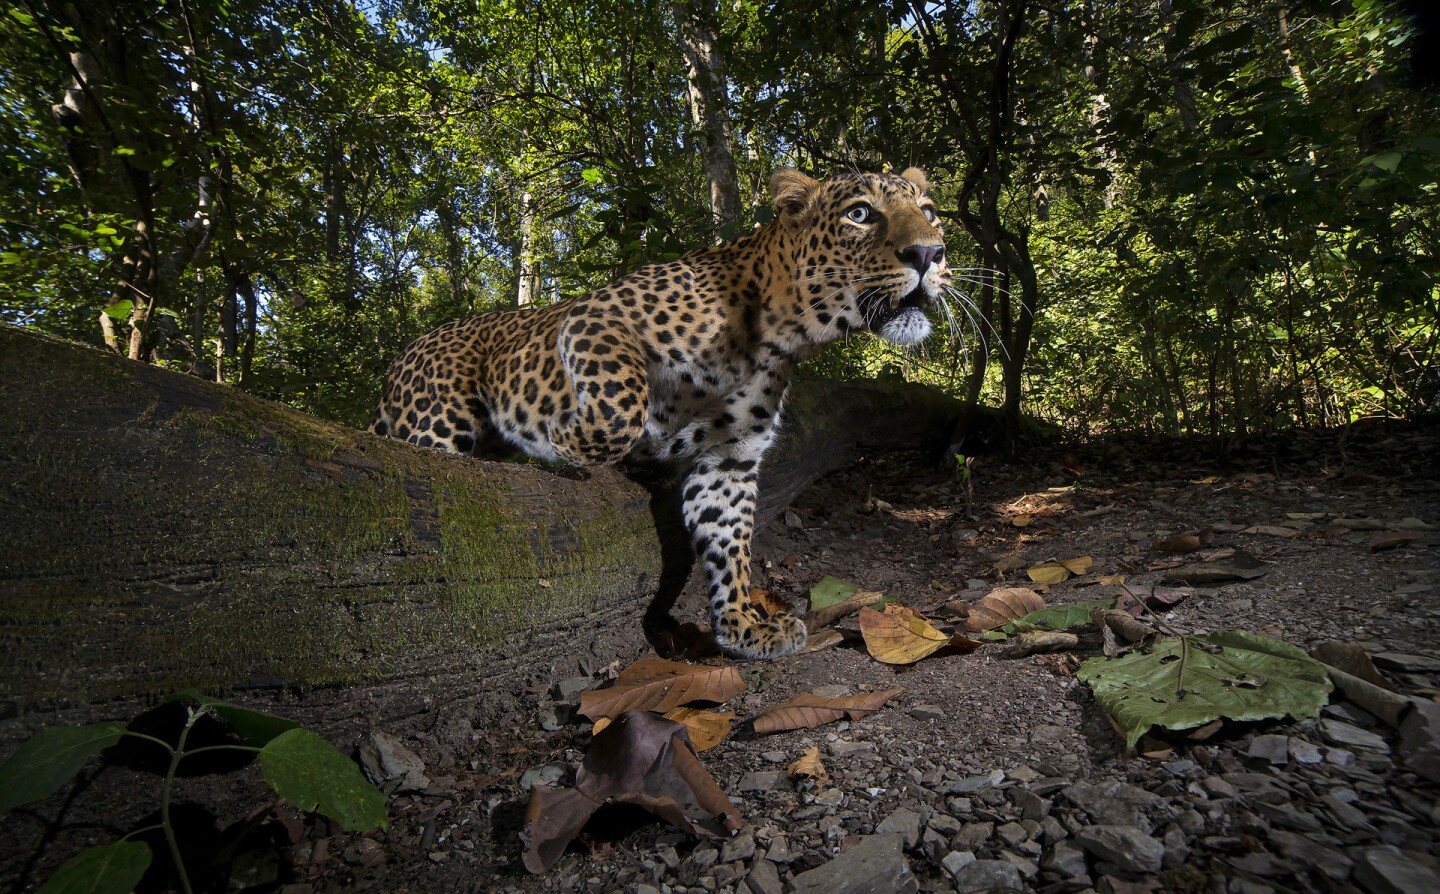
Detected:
left=0, top=694, right=384, bottom=894
left=1077, top=630, right=1334, bottom=750
left=0, top=0, right=1434, bottom=431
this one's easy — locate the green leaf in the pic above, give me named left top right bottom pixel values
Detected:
left=101, top=300, right=133, bottom=320
left=1000, top=597, right=1115, bottom=635
left=0, top=724, right=127, bottom=812
left=259, top=729, right=386, bottom=831
left=1077, top=631, right=1333, bottom=750
left=39, top=841, right=151, bottom=894
left=1362, top=151, right=1403, bottom=173
left=580, top=167, right=602, bottom=184
left=807, top=575, right=859, bottom=611
left=169, top=691, right=300, bottom=746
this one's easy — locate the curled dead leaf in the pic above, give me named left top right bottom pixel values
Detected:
left=998, top=630, right=1080, bottom=658
left=664, top=708, right=734, bottom=752
left=800, top=628, right=845, bottom=654
left=1012, top=514, right=1033, bottom=527
left=1241, top=525, right=1300, bottom=539
left=578, top=659, right=745, bottom=721
left=804, top=589, right=885, bottom=629
left=859, top=605, right=957, bottom=664
left=1027, top=556, right=1093, bottom=584
left=1091, top=608, right=1154, bottom=644
left=752, top=687, right=905, bottom=735
left=1151, top=528, right=1213, bottom=554
left=787, top=745, right=829, bottom=783
left=748, top=587, right=791, bottom=617
left=965, top=587, right=1047, bottom=632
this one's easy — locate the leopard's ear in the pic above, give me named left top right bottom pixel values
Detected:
left=769, top=168, right=820, bottom=226
left=899, top=167, right=930, bottom=193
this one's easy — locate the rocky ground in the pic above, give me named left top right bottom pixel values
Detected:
left=4, top=423, right=1438, bottom=894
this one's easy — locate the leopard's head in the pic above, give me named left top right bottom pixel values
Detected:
left=771, top=167, right=949, bottom=347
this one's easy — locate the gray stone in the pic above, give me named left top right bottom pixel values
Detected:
left=909, top=704, right=946, bottom=721
left=921, top=827, right=950, bottom=864
left=1163, top=759, right=1198, bottom=776
left=517, top=760, right=568, bottom=792
left=1162, top=826, right=1191, bottom=869
left=787, top=833, right=918, bottom=894
left=941, top=850, right=976, bottom=879
left=736, top=770, right=791, bottom=792
left=1371, top=652, right=1440, bottom=673
left=1043, top=841, right=1088, bottom=879
left=996, top=822, right=1028, bottom=847
left=1254, top=801, right=1324, bottom=832
left=743, top=859, right=783, bottom=894
left=828, top=740, right=877, bottom=759
left=763, top=837, right=794, bottom=863
left=814, top=684, right=851, bottom=698
left=721, top=831, right=756, bottom=863
left=948, top=772, right=1002, bottom=794
left=1353, top=845, right=1440, bottom=894
left=877, top=808, right=923, bottom=849
left=630, top=886, right=661, bottom=894
left=927, top=812, right=963, bottom=837
left=1010, top=788, right=1052, bottom=820
left=950, top=859, right=1024, bottom=891
left=1074, top=825, right=1165, bottom=875
left=1063, top=780, right=1171, bottom=833
left=1269, top=830, right=1353, bottom=881
left=1322, top=794, right=1373, bottom=830
left=1290, top=738, right=1324, bottom=764
left=998, top=850, right=1039, bottom=879
left=956, top=822, right=994, bottom=849
left=552, top=676, right=591, bottom=702
left=677, top=845, right=719, bottom=886
left=1398, top=699, right=1440, bottom=784
left=1247, top=734, right=1290, bottom=765
left=1039, top=815, right=1068, bottom=844
left=813, top=787, right=844, bottom=807
left=1327, top=747, right=1357, bottom=766
left=1320, top=719, right=1391, bottom=754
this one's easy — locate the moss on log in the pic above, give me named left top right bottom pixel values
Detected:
left=0, top=326, right=970, bottom=708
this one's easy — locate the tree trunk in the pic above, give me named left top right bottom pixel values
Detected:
left=516, top=189, right=540, bottom=307
left=674, top=0, right=742, bottom=231
left=0, top=325, right=983, bottom=709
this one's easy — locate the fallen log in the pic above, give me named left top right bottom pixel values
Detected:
left=0, top=325, right=976, bottom=709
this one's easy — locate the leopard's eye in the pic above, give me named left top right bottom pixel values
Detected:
left=845, top=204, right=874, bottom=224
left=921, top=205, right=938, bottom=223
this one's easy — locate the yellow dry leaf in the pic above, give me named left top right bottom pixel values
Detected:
left=592, top=717, right=612, bottom=736
left=665, top=708, right=735, bottom=752
left=1011, top=514, right=1033, bottom=527
left=1062, top=556, right=1093, bottom=575
left=859, top=605, right=953, bottom=665
left=787, top=745, right=829, bottom=783
left=1027, top=561, right=1071, bottom=584
left=1098, top=574, right=1126, bottom=585
left=994, top=555, right=1027, bottom=574
left=1190, top=475, right=1222, bottom=485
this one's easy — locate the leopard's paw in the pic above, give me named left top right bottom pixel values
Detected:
left=718, top=611, right=808, bottom=660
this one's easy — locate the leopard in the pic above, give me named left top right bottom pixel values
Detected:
left=370, top=167, right=950, bottom=660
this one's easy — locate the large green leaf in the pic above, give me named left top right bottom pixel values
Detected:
left=39, top=841, right=151, bottom=894
left=259, top=729, right=386, bottom=832
left=1000, top=596, right=1117, bottom=636
left=0, top=724, right=127, bottom=812
left=1077, top=631, right=1333, bottom=750
left=169, top=691, right=300, bottom=746
left=807, top=575, right=859, bottom=611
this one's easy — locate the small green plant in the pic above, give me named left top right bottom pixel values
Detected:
left=954, top=452, right=975, bottom=515
left=0, top=692, right=387, bottom=894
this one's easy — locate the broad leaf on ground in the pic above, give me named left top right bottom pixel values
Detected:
left=0, top=723, right=126, bottom=812
left=170, top=691, right=300, bottom=746
left=521, top=712, right=741, bottom=873
left=1162, top=550, right=1269, bottom=584
left=860, top=606, right=976, bottom=664
left=259, top=729, right=387, bottom=832
left=788, top=746, right=828, bottom=783
left=997, top=596, right=1116, bottom=636
left=1077, top=631, right=1333, bottom=750
left=752, top=687, right=905, bottom=734
left=1028, top=556, right=1093, bottom=584
left=966, top=588, right=1047, bottom=632
left=663, top=708, right=734, bottom=752
left=39, top=841, right=151, bottom=894
left=807, top=575, right=860, bottom=611
left=1152, top=528, right=1213, bottom=554
left=578, top=659, right=745, bottom=721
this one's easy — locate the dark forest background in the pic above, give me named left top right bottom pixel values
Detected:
left=2, top=0, right=1435, bottom=436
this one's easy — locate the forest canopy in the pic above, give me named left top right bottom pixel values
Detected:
left=1, top=0, right=1436, bottom=435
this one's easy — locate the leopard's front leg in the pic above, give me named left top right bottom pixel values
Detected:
left=681, top=450, right=807, bottom=660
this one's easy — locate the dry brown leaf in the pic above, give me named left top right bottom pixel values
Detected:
left=1098, top=574, right=1126, bottom=585
left=994, top=555, right=1027, bottom=574
left=1092, top=607, right=1153, bottom=643
left=1370, top=530, right=1423, bottom=552
left=787, top=745, right=829, bottom=783
left=800, top=628, right=845, bottom=654
left=804, top=589, right=885, bottom=628
left=998, top=630, right=1079, bottom=658
left=663, top=708, right=734, bottom=752
left=1241, top=525, right=1299, bottom=539
left=1027, top=557, right=1092, bottom=584
left=1012, top=514, right=1033, bottom=527
left=578, top=659, right=745, bottom=721
left=752, top=687, right=905, bottom=735
left=748, top=587, right=790, bottom=617
left=1190, top=475, right=1222, bottom=485
left=1151, top=529, right=1213, bottom=554
left=521, top=712, right=742, bottom=873
left=964, top=587, right=1047, bottom=632
left=1310, top=642, right=1397, bottom=692
left=859, top=605, right=956, bottom=664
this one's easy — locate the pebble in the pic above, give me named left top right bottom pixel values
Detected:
left=518, top=760, right=569, bottom=791
left=940, top=850, right=976, bottom=879
left=1044, top=841, right=1088, bottom=879
left=908, top=704, right=945, bottom=721
left=787, top=834, right=918, bottom=894
left=1320, top=719, right=1391, bottom=754
left=743, top=860, right=783, bottom=894
left=1074, top=825, right=1165, bottom=874
left=737, top=770, right=791, bottom=792
left=1353, top=845, right=1440, bottom=894
left=1064, top=780, right=1170, bottom=832
left=1371, top=652, right=1440, bottom=673
left=956, top=822, right=993, bottom=849
left=950, top=859, right=1024, bottom=891
left=813, top=684, right=851, bottom=698
left=828, top=740, right=876, bottom=758
left=721, top=832, right=755, bottom=863
left=552, top=676, right=591, bottom=702
left=1011, top=788, right=1052, bottom=820
left=1247, top=734, right=1290, bottom=765
left=876, top=807, right=922, bottom=848
left=1290, top=738, right=1324, bottom=764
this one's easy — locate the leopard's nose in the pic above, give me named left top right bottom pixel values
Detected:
left=898, top=243, right=945, bottom=274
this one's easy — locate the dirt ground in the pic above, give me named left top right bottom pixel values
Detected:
left=3, top=422, right=1437, bottom=894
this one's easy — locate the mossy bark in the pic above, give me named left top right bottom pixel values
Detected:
left=0, top=326, right=971, bottom=709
